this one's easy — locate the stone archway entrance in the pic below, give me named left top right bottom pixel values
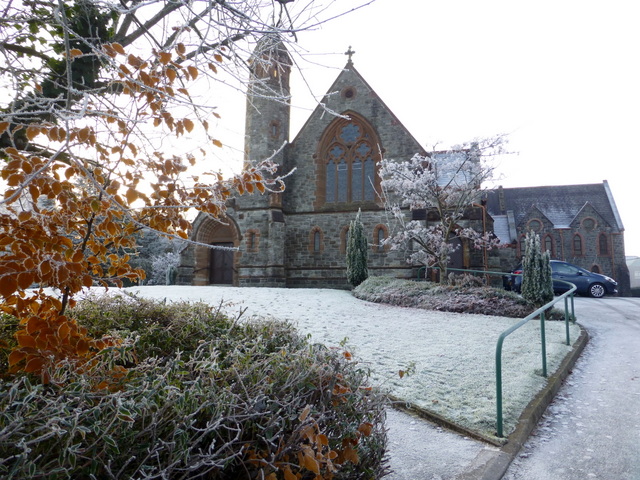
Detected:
left=192, top=216, right=240, bottom=286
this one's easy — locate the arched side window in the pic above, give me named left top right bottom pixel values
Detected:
left=543, top=234, right=554, bottom=257
left=340, top=225, right=350, bottom=255
left=309, top=226, right=324, bottom=254
left=245, top=229, right=260, bottom=253
left=591, top=264, right=601, bottom=274
left=373, top=224, right=388, bottom=253
left=573, top=233, right=584, bottom=256
left=518, top=235, right=526, bottom=257
left=316, top=112, right=381, bottom=208
left=598, top=233, right=609, bottom=256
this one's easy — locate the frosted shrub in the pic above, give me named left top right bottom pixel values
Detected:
left=148, top=251, right=181, bottom=285
left=346, top=210, right=369, bottom=287
left=0, top=295, right=387, bottom=480
left=521, top=231, right=554, bottom=307
left=354, top=277, right=534, bottom=318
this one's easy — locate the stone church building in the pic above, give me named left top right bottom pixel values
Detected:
left=177, top=36, right=630, bottom=295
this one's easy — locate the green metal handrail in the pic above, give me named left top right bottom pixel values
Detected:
left=495, top=279, right=577, bottom=437
left=415, top=265, right=577, bottom=437
left=416, top=265, right=514, bottom=283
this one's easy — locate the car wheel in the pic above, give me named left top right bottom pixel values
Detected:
left=589, top=283, right=606, bottom=298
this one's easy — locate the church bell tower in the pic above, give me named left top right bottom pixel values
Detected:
left=236, top=35, right=291, bottom=286
left=244, top=34, right=291, bottom=172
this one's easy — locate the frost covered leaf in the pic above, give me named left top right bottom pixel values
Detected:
left=298, top=404, right=311, bottom=422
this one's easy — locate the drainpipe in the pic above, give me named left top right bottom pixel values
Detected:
left=558, top=229, right=565, bottom=261
left=610, top=232, right=616, bottom=280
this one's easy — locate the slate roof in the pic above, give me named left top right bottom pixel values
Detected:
left=491, top=215, right=512, bottom=244
left=485, top=181, right=624, bottom=240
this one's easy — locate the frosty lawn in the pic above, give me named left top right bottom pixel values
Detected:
left=127, top=286, right=580, bottom=439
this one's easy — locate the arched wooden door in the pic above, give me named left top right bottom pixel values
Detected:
left=192, top=215, right=240, bottom=286
left=209, top=242, right=234, bottom=284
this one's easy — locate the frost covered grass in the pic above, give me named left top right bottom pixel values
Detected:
left=125, top=285, right=580, bottom=440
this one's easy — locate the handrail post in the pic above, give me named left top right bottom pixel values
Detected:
left=496, top=337, right=504, bottom=437
left=540, top=310, right=547, bottom=377
left=564, top=297, right=571, bottom=345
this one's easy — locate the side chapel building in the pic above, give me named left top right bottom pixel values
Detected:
left=177, top=36, right=630, bottom=295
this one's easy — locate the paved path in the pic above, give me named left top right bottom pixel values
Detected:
left=502, top=297, right=640, bottom=480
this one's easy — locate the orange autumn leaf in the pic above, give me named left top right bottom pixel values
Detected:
left=58, top=322, right=71, bottom=340
left=0, top=274, right=18, bottom=298
left=357, top=422, right=373, bottom=437
left=18, top=210, right=32, bottom=222
left=158, top=51, right=172, bottom=65
left=24, top=356, right=45, bottom=373
left=16, top=333, right=37, bottom=348
left=283, top=467, right=297, bottom=480
left=111, top=43, right=125, bottom=55
left=298, top=404, right=311, bottom=422
left=17, top=272, right=35, bottom=290
left=303, top=453, right=320, bottom=474
left=77, top=339, right=89, bottom=355
left=8, top=350, right=27, bottom=366
left=26, top=125, right=41, bottom=140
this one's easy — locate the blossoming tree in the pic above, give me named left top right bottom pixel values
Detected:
left=379, top=136, right=508, bottom=283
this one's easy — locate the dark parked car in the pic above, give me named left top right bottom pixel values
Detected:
left=504, top=260, right=618, bottom=298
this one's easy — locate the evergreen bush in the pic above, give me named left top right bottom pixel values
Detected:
left=0, top=294, right=387, bottom=479
left=521, top=231, right=554, bottom=307
left=346, top=210, right=369, bottom=287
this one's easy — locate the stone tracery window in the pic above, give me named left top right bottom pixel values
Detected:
left=318, top=113, right=381, bottom=207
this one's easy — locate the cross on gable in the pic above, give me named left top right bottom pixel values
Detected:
left=345, top=46, right=355, bottom=64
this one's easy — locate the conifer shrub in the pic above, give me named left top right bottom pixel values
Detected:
left=346, top=210, right=369, bottom=288
left=0, top=294, right=387, bottom=480
left=521, top=231, right=554, bottom=308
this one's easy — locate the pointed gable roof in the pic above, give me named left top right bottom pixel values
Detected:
left=520, top=204, right=554, bottom=228
left=485, top=181, right=624, bottom=231
left=570, top=201, right=611, bottom=229
left=291, top=61, right=425, bottom=159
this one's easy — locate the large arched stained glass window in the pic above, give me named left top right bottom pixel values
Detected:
left=318, top=113, right=381, bottom=207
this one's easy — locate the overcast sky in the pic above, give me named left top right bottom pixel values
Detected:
left=210, top=0, right=640, bottom=256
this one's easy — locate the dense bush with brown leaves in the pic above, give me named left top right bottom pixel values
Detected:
left=0, top=294, right=388, bottom=480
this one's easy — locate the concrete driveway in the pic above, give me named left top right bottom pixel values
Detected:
left=502, top=296, right=640, bottom=480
